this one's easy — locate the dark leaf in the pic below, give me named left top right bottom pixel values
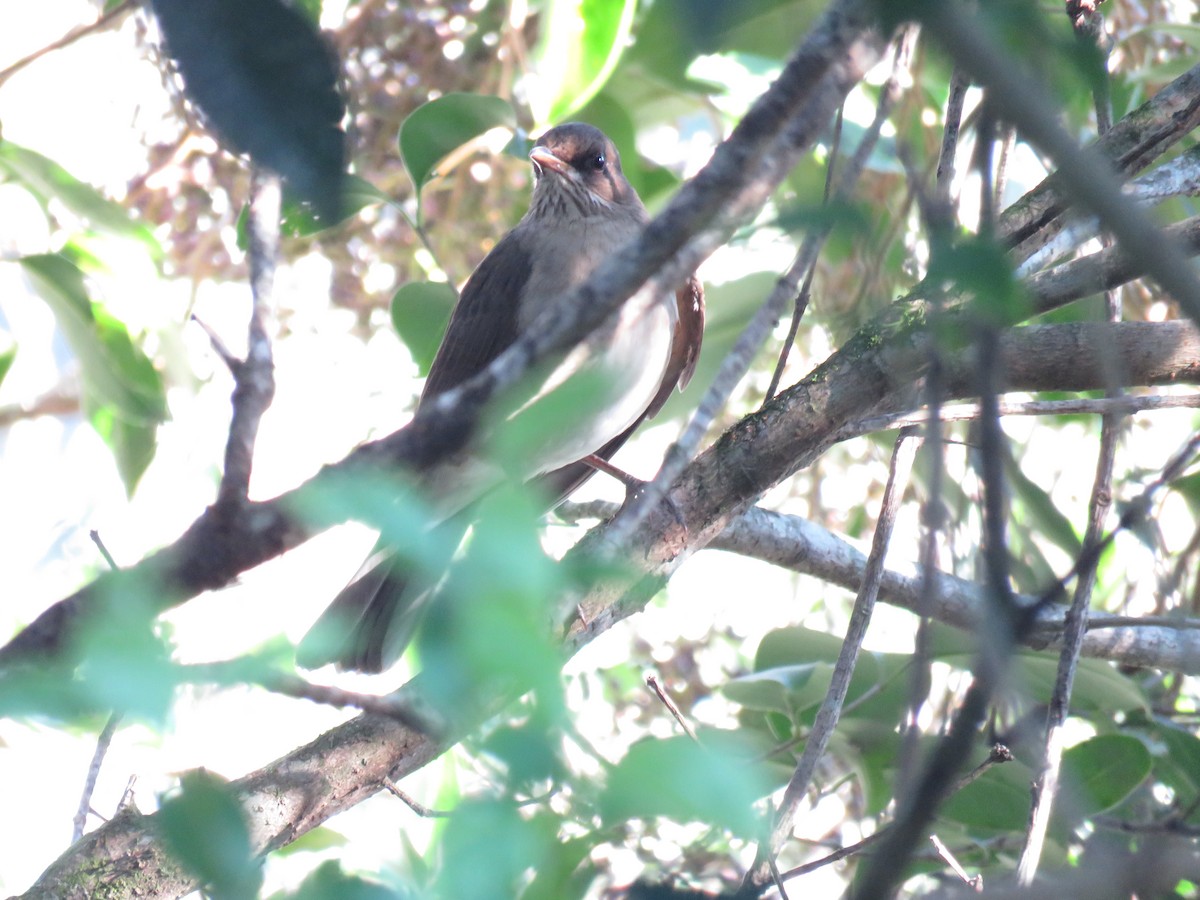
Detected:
left=150, top=0, right=346, bottom=220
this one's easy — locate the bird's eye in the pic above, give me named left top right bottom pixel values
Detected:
left=591, top=154, right=606, bottom=171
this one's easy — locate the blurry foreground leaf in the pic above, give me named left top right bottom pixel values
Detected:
left=149, top=0, right=346, bottom=220
left=0, top=141, right=161, bottom=254
left=0, top=343, right=14, bottom=390
left=599, top=732, right=772, bottom=837
left=281, top=860, right=403, bottom=899
left=160, top=770, right=262, bottom=900
left=20, top=253, right=167, bottom=494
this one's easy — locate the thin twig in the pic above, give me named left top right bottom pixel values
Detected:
left=72, top=530, right=124, bottom=843
left=936, top=66, right=971, bottom=202
left=778, top=744, right=1012, bottom=885
left=931, top=834, right=983, bottom=891
left=848, top=393, right=1200, bottom=436
left=383, top=778, right=453, bottom=817
left=1019, top=17, right=1119, bottom=879
left=0, top=1, right=134, bottom=87
left=71, top=712, right=122, bottom=843
left=87, top=530, right=119, bottom=572
left=745, top=430, right=919, bottom=890
left=187, top=663, right=444, bottom=735
left=215, top=171, right=279, bottom=510
left=646, top=674, right=698, bottom=742
left=764, top=103, right=843, bottom=402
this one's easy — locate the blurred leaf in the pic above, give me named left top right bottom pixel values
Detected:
left=281, top=860, right=403, bottom=899
left=1152, top=722, right=1200, bottom=799
left=159, top=770, right=262, bottom=900
left=724, top=663, right=831, bottom=717
left=0, top=141, right=161, bottom=255
left=272, top=826, right=349, bottom=857
left=773, top=198, right=872, bottom=236
left=399, top=93, right=516, bottom=209
left=1061, top=734, right=1152, bottom=816
left=520, top=834, right=594, bottom=900
left=418, top=485, right=564, bottom=711
left=0, top=663, right=104, bottom=723
left=532, top=0, right=637, bottom=124
left=941, top=758, right=1035, bottom=831
left=930, top=235, right=1030, bottom=326
left=599, top=731, right=772, bottom=837
left=1005, top=452, right=1083, bottom=559
left=1018, top=657, right=1149, bottom=716
left=20, top=253, right=167, bottom=494
left=150, top=0, right=346, bottom=219
left=236, top=174, right=390, bottom=248
left=74, top=570, right=179, bottom=722
left=90, top=404, right=160, bottom=499
left=433, top=799, right=549, bottom=898
left=479, top=720, right=567, bottom=793
left=0, top=343, right=15, bottom=390
left=390, top=281, right=456, bottom=375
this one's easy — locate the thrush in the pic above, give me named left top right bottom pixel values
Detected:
left=300, top=122, right=704, bottom=672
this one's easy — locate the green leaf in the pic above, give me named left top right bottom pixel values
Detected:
left=0, top=342, right=15, bottom=390
left=159, top=770, right=262, bottom=900
left=0, top=141, right=160, bottom=255
left=532, top=0, right=638, bottom=124
left=599, top=731, right=772, bottom=837
left=74, top=569, right=180, bottom=723
left=282, top=860, right=401, bottom=899
left=433, top=799, right=549, bottom=898
left=1061, top=734, right=1152, bottom=816
left=236, top=174, right=389, bottom=248
left=724, top=663, right=830, bottom=717
left=941, top=759, right=1035, bottom=831
left=1005, top=452, right=1083, bottom=558
left=390, top=281, right=456, bottom=375
left=20, top=253, right=167, bottom=494
left=399, top=93, right=516, bottom=206
left=1154, top=722, right=1200, bottom=797
left=1017, top=657, right=1150, bottom=716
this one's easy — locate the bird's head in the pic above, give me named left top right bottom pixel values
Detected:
left=528, top=122, right=645, bottom=220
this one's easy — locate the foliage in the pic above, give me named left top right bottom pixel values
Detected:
left=4, top=0, right=1200, bottom=898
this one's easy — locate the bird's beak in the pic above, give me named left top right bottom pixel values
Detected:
left=529, top=145, right=571, bottom=179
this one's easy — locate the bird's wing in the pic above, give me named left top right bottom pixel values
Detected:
left=420, top=229, right=532, bottom=403
left=643, top=273, right=706, bottom=420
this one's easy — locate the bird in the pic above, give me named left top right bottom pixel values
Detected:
left=299, top=122, right=705, bottom=673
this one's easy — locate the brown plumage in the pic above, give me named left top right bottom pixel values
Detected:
left=299, top=123, right=705, bottom=673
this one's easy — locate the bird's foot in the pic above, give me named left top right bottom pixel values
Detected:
left=581, top=454, right=688, bottom=535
